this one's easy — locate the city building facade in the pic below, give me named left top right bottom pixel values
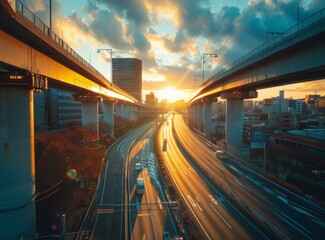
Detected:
left=145, top=92, right=158, bottom=107
left=34, top=88, right=82, bottom=130
left=112, top=58, right=142, bottom=103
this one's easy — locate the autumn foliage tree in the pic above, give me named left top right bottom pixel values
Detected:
left=35, top=127, right=105, bottom=191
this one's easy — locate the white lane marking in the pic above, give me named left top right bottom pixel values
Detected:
left=273, top=189, right=286, bottom=198
left=188, top=167, right=195, bottom=173
left=245, top=175, right=262, bottom=186
left=235, top=179, right=253, bottom=193
left=195, top=196, right=203, bottom=212
left=181, top=166, right=188, bottom=175
left=142, top=234, right=146, bottom=240
left=187, top=195, right=196, bottom=207
left=209, top=203, right=232, bottom=229
left=272, top=210, right=312, bottom=239
left=208, top=195, right=218, bottom=205
left=224, top=162, right=243, bottom=175
left=213, top=162, right=223, bottom=171
left=288, top=201, right=321, bottom=219
left=310, top=217, right=325, bottom=228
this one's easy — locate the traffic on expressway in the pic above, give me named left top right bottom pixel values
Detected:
left=77, top=120, right=181, bottom=239
left=78, top=113, right=325, bottom=240
left=157, top=115, right=268, bottom=240
left=170, top=113, right=325, bottom=240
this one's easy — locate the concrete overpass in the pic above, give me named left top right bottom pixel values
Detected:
left=188, top=8, right=325, bottom=157
left=0, top=1, right=148, bottom=239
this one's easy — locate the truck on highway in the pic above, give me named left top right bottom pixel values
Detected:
left=137, top=177, right=145, bottom=194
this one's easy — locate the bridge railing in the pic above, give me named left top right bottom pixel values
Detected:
left=16, top=1, right=108, bottom=83
left=213, top=8, right=325, bottom=80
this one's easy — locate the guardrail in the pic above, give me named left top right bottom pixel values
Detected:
left=16, top=1, right=108, bottom=83
left=207, top=7, right=325, bottom=82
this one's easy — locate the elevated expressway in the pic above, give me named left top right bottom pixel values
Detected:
left=0, top=1, right=142, bottom=239
left=188, top=8, right=325, bottom=157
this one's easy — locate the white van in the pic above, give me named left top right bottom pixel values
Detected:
left=137, top=177, right=145, bottom=194
left=215, top=150, right=227, bottom=160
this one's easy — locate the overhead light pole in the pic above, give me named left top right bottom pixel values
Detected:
left=202, top=53, right=218, bottom=83
left=97, top=48, right=113, bottom=82
left=49, top=0, right=52, bottom=30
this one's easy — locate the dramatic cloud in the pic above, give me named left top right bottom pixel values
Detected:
left=21, top=0, right=325, bottom=100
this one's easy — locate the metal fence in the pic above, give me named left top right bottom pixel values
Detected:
left=16, top=1, right=107, bottom=83
left=212, top=8, right=325, bottom=80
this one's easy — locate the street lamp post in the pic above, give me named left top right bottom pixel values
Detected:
left=97, top=48, right=113, bottom=82
left=49, top=0, right=52, bottom=30
left=202, top=53, right=218, bottom=83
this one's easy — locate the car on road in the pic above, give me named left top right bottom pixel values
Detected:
left=215, top=150, right=227, bottom=160
left=137, top=177, right=145, bottom=194
left=163, top=231, right=170, bottom=240
left=135, top=162, right=141, bottom=171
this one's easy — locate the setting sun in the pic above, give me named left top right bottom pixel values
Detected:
left=157, top=87, right=188, bottom=102
left=143, top=88, right=195, bottom=103
left=163, top=87, right=177, bottom=98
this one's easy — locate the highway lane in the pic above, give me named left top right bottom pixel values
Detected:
left=80, top=123, right=153, bottom=240
left=127, top=123, right=179, bottom=239
left=158, top=116, right=268, bottom=239
left=173, top=113, right=325, bottom=240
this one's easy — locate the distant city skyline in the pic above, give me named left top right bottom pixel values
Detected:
left=144, top=80, right=325, bottom=103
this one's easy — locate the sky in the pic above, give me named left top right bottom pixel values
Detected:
left=20, top=0, right=325, bottom=103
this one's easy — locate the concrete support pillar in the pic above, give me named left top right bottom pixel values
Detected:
left=193, top=105, right=198, bottom=128
left=134, top=106, right=138, bottom=121
left=226, top=99, right=244, bottom=158
left=0, top=87, right=36, bottom=240
left=103, top=102, right=114, bottom=138
left=197, top=103, right=203, bottom=131
left=222, top=90, right=257, bottom=158
left=123, top=104, right=129, bottom=120
left=129, top=106, right=137, bottom=122
left=115, top=102, right=124, bottom=119
left=203, top=101, right=212, bottom=140
left=82, top=101, right=99, bottom=137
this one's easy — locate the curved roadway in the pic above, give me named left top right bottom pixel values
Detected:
left=173, top=113, right=325, bottom=240
left=157, top=115, right=268, bottom=240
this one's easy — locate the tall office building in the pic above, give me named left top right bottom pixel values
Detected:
left=112, top=58, right=142, bottom=102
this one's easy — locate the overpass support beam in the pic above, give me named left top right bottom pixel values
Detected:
left=74, top=95, right=101, bottom=142
left=0, top=86, right=36, bottom=240
left=203, top=101, right=212, bottom=140
left=123, top=104, right=129, bottom=120
left=103, top=101, right=115, bottom=138
left=129, top=106, right=138, bottom=122
left=222, top=90, right=257, bottom=158
left=115, top=102, right=124, bottom=119
left=82, top=100, right=99, bottom=134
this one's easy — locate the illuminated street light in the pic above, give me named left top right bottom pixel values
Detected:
left=97, top=48, right=113, bottom=82
left=202, top=53, right=218, bottom=83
